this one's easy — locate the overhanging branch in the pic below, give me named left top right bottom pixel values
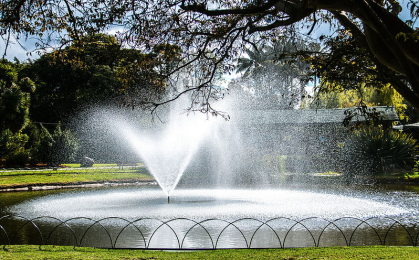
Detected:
left=180, top=0, right=279, bottom=16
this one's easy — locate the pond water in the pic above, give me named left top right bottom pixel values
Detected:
left=1, top=183, right=419, bottom=248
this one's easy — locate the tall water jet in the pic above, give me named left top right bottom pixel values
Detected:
left=111, top=111, right=211, bottom=196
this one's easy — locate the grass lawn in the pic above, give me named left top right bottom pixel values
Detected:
left=0, top=164, right=153, bottom=188
left=62, top=163, right=120, bottom=168
left=0, top=245, right=418, bottom=259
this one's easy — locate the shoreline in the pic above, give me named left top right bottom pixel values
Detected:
left=1, top=173, right=417, bottom=193
left=0, top=179, right=157, bottom=192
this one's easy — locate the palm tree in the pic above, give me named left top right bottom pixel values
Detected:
left=236, top=46, right=270, bottom=77
left=235, top=38, right=318, bottom=109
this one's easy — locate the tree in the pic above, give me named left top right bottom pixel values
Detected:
left=21, top=34, right=178, bottom=123
left=0, top=60, right=35, bottom=166
left=1, top=0, right=419, bottom=113
left=31, top=123, right=80, bottom=166
left=0, top=59, right=35, bottom=132
left=0, top=128, right=30, bottom=166
left=235, top=37, right=317, bottom=109
left=306, top=83, right=408, bottom=121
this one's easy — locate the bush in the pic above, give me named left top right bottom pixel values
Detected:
left=31, top=123, right=80, bottom=166
left=0, top=129, right=30, bottom=166
left=51, top=124, right=80, bottom=164
left=342, top=127, right=418, bottom=176
left=5, top=149, right=30, bottom=167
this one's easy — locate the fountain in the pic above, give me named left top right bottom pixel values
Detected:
left=108, top=110, right=211, bottom=197
left=4, top=85, right=419, bottom=249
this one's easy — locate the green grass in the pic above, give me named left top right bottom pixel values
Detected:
left=0, top=165, right=153, bottom=188
left=399, top=172, right=419, bottom=181
left=1, top=163, right=143, bottom=174
left=62, top=163, right=129, bottom=168
left=313, top=171, right=342, bottom=176
left=0, top=245, right=418, bottom=259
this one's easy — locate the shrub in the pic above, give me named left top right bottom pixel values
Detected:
left=31, top=124, right=80, bottom=166
left=0, top=129, right=30, bottom=166
left=51, top=124, right=80, bottom=164
left=342, top=127, right=418, bottom=176
left=5, top=149, right=30, bottom=167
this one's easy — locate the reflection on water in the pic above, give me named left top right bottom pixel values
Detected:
left=1, top=184, right=419, bottom=248
left=1, top=214, right=418, bottom=248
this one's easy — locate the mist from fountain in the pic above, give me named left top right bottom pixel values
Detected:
left=77, top=86, right=347, bottom=195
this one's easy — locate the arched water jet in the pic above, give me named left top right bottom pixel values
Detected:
left=104, top=109, right=213, bottom=196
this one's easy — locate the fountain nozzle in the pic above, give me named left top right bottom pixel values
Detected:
left=168, top=196, right=170, bottom=203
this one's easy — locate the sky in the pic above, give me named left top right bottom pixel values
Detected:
left=0, top=2, right=416, bottom=62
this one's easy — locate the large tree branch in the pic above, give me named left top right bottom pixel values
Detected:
left=390, top=79, right=419, bottom=109
left=330, top=11, right=367, bottom=47
left=354, top=0, right=419, bottom=92
left=330, top=9, right=419, bottom=109
left=331, top=10, right=406, bottom=75
left=248, top=10, right=313, bottom=33
left=63, top=0, right=80, bottom=42
left=180, top=0, right=279, bottom=16
left=357, top=0, right=419, bottom=67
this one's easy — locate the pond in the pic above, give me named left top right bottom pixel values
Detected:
left=1, top=183, right=419, bottom=249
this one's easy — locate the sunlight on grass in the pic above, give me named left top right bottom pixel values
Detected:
left=62, top=163, right=143, bottom=168
left=0, top=165, right=153, bottom=188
